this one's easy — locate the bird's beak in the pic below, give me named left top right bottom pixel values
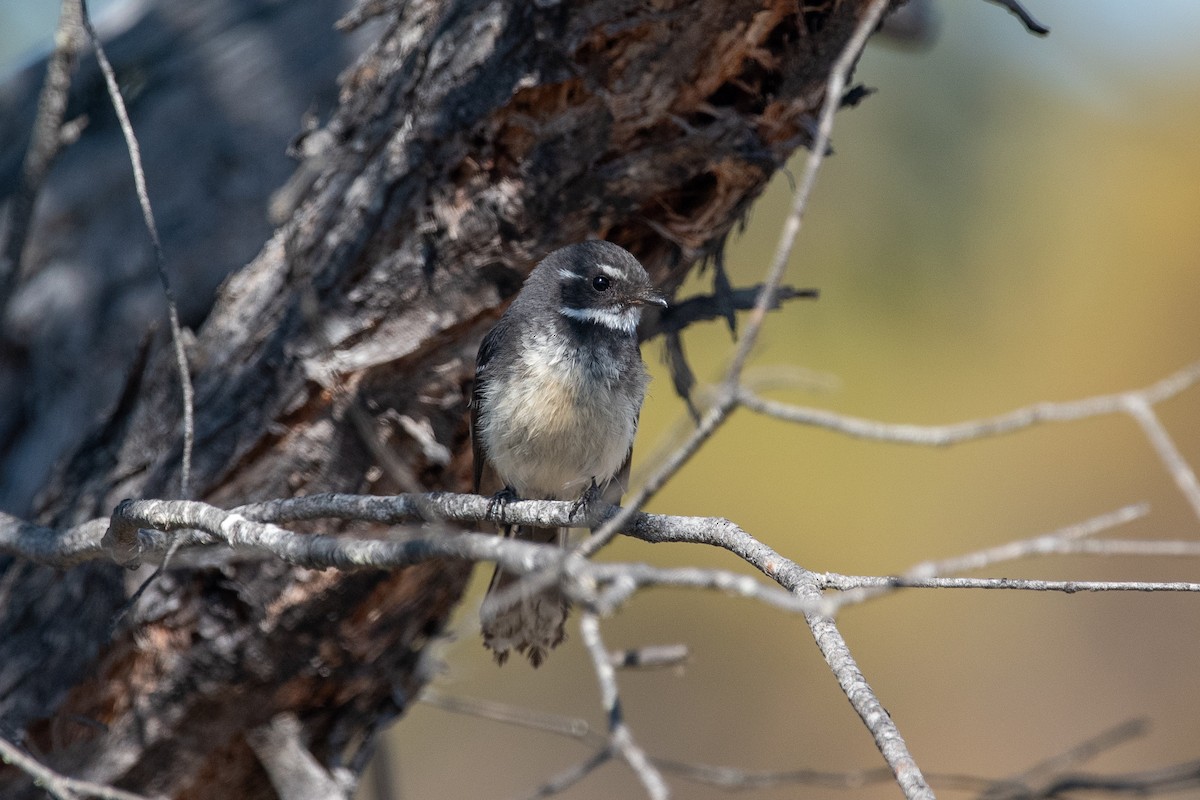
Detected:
left=634, top=286, right=669, bottom=308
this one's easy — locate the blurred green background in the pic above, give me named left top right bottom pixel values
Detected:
left=6, top=1, right=1200, bottom=797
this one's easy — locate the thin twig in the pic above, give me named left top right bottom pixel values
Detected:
left=823, top=575, right=1200, bottom=594
left=0, top=0, right=85, bottom=309
left=609, top=644, right=689, bottom=670
left=1050, top=539, right=1200, bottom=557
left=982, top=0, right=1050, bottom=36
left=653, top=284, right=818, bottom=336
left=80, top=0, right=194, bottom=499
left=910, top=504, right=1149, bottom=575
left=997, top=718, right=1149, bottom=793
left=579, top=612, right=669, bottom=799
left=739, top=360, right=1200, bottom=524
left=820, top=504, right=1149, bottom=614
left=1121, top=395, right=1200, bottom=521
left=653, top=759, right=902, bottom=791
left=80, top=1, right=203, bottom=631
left=419, top=691, right=1159, bottom=796
left=419, top=690, right=933, bottom=791
left=736, top=361, right=1200, bottom=443
left=1032, top=760, right=1200, bottom=799
left=522, top=748, right=613, bottom=800
left=420, top=690, right=600, bottom=744
left=0, top=737, right=155, bottom=800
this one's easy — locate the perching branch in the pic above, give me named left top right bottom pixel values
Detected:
left=5, top=494, right=1192, bottom=605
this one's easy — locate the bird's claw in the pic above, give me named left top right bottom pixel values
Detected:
left=486, top=486, right=520, bottom=523
left=569, top=480, right=602, bottom=523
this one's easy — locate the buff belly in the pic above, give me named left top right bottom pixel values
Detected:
left=479, top=349, right=640, bottom=500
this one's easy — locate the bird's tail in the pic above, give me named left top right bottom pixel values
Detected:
left=480, top=525, right=568, bottom=667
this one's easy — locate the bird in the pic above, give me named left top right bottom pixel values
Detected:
left=471, top=240, right=666, bottom=666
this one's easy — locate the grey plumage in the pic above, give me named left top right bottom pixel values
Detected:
left=472, top=241, right=664, bottom=666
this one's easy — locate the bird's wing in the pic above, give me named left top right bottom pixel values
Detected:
left=603, top=444, right=634, bottom=506
left=471, top=318, right=509, bottom=494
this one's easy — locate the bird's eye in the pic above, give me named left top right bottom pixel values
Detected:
left=591, top=275, right=610, bottom=292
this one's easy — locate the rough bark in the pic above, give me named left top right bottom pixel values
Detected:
left=0, top=0, right=892, bottom=796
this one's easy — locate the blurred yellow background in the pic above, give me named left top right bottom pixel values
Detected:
left=373, top=2, right=1200, bottom=798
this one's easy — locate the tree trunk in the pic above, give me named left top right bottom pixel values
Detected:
left=0, top=0, right=890, bottom=796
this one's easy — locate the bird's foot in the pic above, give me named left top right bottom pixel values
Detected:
left=486, top=486, right=520, bottom=523
left=569, top=480, right=603, bottom=523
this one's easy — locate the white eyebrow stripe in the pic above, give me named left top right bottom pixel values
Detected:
left=596, top=263, right=624, bottom=279
left=558, top=268, right=585, bottom=281
left=559, top=305, right=640, bottom=335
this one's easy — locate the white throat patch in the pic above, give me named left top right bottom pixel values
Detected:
left=558, top=305, right=640, bottom=335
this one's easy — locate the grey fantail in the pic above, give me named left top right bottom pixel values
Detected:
left=471, top=240, right=666, bottom=666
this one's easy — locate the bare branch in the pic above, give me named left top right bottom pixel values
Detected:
left=739, top=360, right=1200, bottom=523
left=824, top=574, right=1200, bottom=595
left=652, top=284, right=818, bottom=336
left=420, top=690, right=600, bottom=745
left=0, top=0, right=84, bottom=308
left=523, top=748, right=614, bottom=800
left=0, top=514, right=112, bottom=568
left=247, top=714, right=350, bottom=800
left=0, top=738, right=155, bottom=800
left=982, top=0, right=1051, bottom=36
left=5, top=495, right=1191, bottom=620
left=820, top=504, right=1150, bottom=613
left=988, top=760, right=1200, bottom=800
left=84, top=492, right=1183, bottom=800
left=97, top=497, right=561, bottom=574
left=629, top=487, right=938, bottom=800
left=609, top=644, right=689, bottom=670
left=721, top=0, right=884, bottom=385
left=998, top=718, right=1149, bottom=794
left=578, top=612, right=668, bottom=799
left=737, top=361, right=1200, bottom=444
left=79, top=0, right=194, bottom=498
left=419, top=692, right=1160, bottom=796
left=1051, top=539, right=1200, bottom=557
left=1122, top=396, right=1200, bottom=521
left=652, top=759, right=902, bottom=792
